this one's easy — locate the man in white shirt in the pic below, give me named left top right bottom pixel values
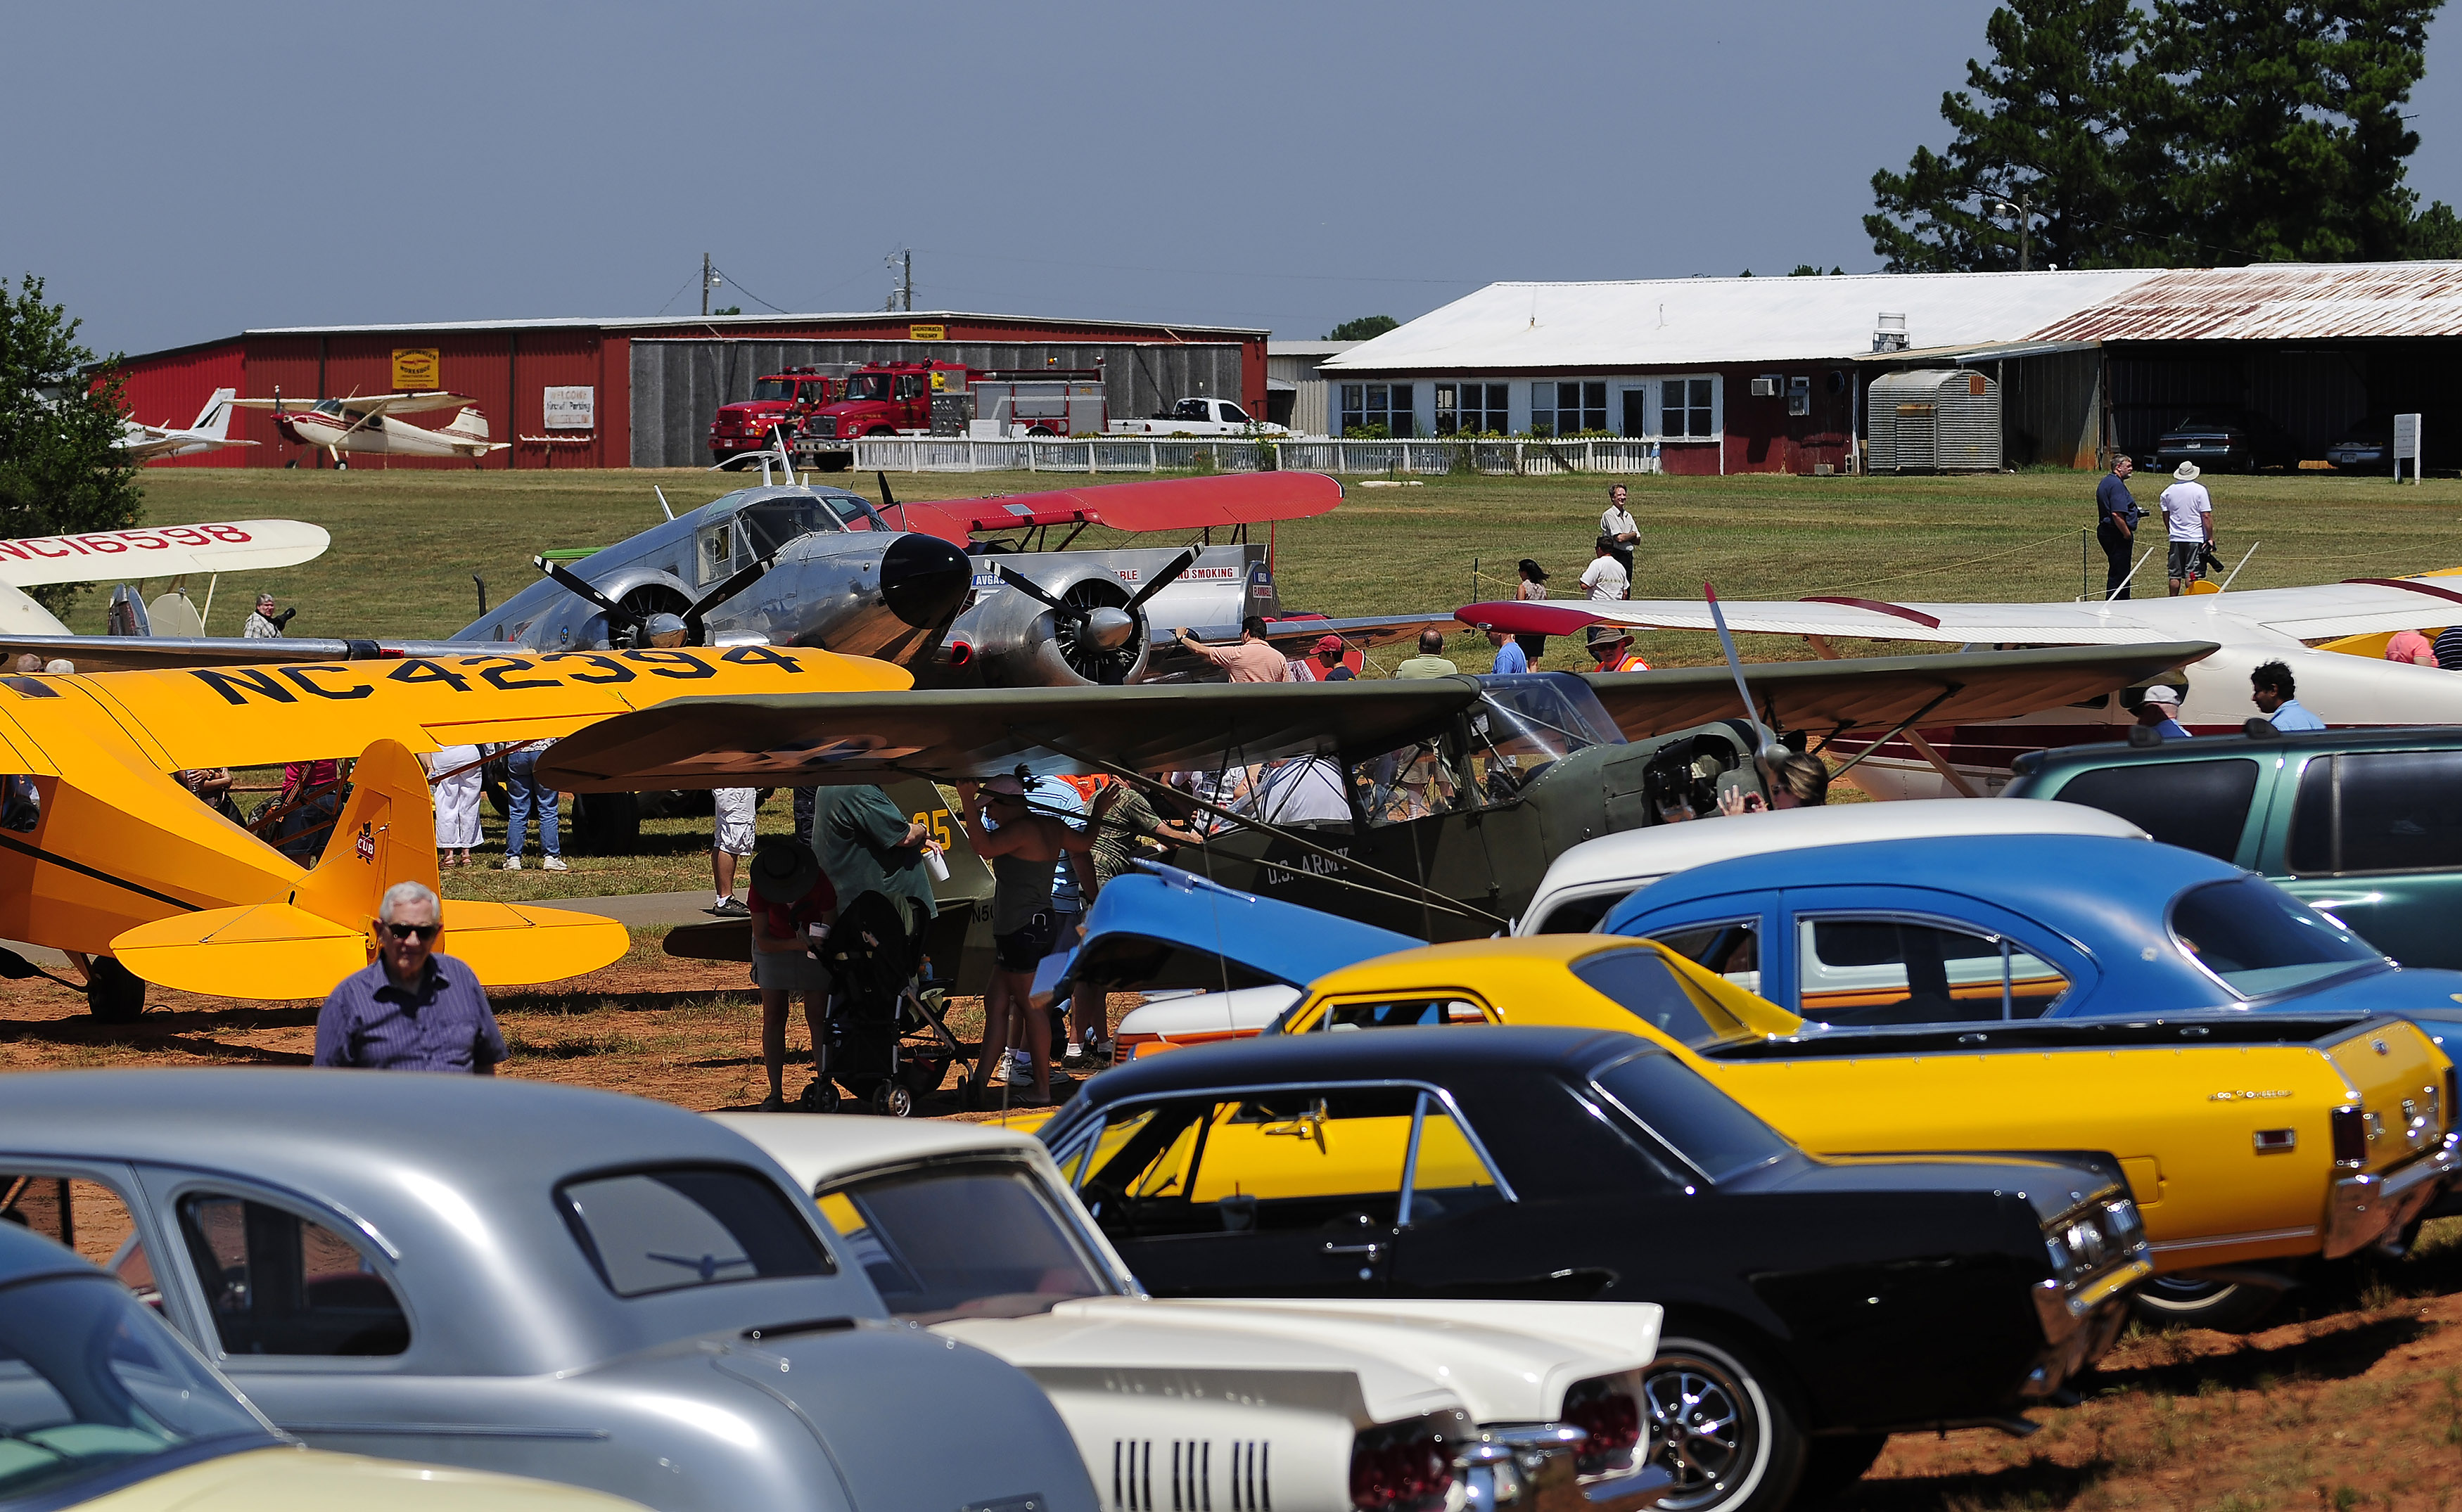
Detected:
left=1579, top=535, right=1629, bottom=601
left=1599, top=484, right=1639, bottom=578
left=2158, top=461, right=2214, bottom=596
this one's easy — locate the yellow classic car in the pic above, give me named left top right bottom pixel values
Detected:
left=1278, top=935, right=2459, bottom=1328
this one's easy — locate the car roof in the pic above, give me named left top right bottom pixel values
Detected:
left=1304, top=935, right=1804, bottom=1041
left=2019, top=726, right=2462, bottom=779
left=710, top=1113, right=1042, bottom=1191
left=0, top=1220, right=103, bottom=1288
left=1605, top=832, right=2240, bottom=927
left=1080, top=1023, right=1639, bottom=1105
left=1524, top=799, right=2148, bottom=914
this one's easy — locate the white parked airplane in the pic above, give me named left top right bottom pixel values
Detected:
left=0, top=520, right=331, bottom=635
left=115, top=387, right=255, bottom=463
left=1465, top=571, right=2462, bottom=798
left=228, top=389, right=509, bottom=468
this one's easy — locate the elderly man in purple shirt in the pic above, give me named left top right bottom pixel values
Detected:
left=314, top=880, right=506, bottom=1073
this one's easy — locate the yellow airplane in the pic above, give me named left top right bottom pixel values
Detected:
left=0, top=645, right=909, bottom=1018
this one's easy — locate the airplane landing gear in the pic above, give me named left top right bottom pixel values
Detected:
left=86, top=958, right=144, bottom=1024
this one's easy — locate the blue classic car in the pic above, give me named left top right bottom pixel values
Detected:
left=1597, top=833, right=2462, bottom=1029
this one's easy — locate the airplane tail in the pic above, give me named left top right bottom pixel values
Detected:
left=440, top=406, right=490, bottom=442
left=192, top=387, right=238, bottom=440
left=110, top=738, right=625, bottom=999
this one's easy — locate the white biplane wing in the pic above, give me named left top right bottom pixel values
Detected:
left=1465, top=569, right=2462, bottom=650
left=0, top=521, right=332, bottom=588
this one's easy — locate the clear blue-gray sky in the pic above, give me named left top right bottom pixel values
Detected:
left=8, top=3, right=2460, bottom=357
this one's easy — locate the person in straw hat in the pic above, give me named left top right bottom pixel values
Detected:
left=2158, top=459, right=2214, bottom=596
left=1588, top=622, right=1649, bottom=672
left=746, top=835, right=836, bottom=1110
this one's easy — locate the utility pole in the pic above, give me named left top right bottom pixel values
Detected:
left=1989, top=188, right=2035, bottom=271
left=884, top=249, right=913, bottom=312
left=701, top=252, right=725, bottom=316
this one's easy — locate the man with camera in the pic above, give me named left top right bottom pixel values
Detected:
left=2158, top=461, right=2215, bottom=596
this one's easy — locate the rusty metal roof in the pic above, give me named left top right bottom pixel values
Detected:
left=2028, top=262, right=2462, bottom=342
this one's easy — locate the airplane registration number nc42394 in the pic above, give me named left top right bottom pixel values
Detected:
left=179, top=646, right=817, bottom=707
left=2208, top=1089, right=2293, bottom=1102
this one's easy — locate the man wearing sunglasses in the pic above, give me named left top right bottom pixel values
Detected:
left=312, top=880, right=506, bottom=1074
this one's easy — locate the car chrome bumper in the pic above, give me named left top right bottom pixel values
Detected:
left=2024, top=1256, right=2147, bottom=1397
left=2323, top=1134, right=2460, bottom=1260
left=1461, top=1427, right=1671, bottom=1512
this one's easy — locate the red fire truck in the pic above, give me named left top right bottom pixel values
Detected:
left=791, top=360, right=978, bottom=470
left=706, top=366, right=850, bottom=463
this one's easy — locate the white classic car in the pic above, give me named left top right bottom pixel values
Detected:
left=715, top=1115, right=1669, bottom=1512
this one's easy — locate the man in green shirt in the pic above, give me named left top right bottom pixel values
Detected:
left=809, top=786, right=939, bottom=946
left=1394, top=629, right=1460, bottom=680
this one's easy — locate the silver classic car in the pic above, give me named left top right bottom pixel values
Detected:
left=0, top=1070, right=1096, bottom=1512
left=719, top=1115, right=1672, bottom=1512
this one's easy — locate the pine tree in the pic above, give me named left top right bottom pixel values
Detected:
left=0, top=275, right=142, bottom=613
left=1866, top=0, right=2150, bottom=271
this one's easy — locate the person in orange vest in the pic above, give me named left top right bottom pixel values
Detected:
left=1588, top=623, right=1650, bottom=672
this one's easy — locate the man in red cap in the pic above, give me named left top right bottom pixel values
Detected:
left=1310, top=634, right=1354, bottom=681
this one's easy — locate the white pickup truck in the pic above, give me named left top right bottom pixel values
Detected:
left=1106, top=397, right=1290, bottom=436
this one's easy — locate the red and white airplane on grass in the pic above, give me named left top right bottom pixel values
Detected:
left=229, top=389, right=507, bottom=468
left=1464, top=572, right=2462, bottom=798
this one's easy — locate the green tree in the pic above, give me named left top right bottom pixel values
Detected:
left=1867, top=0, right=2150, bottom=271
left=2140, top=0, right=2449, bottom=262
left=1324, top=315, right=1398, bottom=341
left=0, top=275, right=141, bottom=613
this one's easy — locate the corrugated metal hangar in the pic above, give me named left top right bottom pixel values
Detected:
left=115, top=312, right=1268, bottom=469
left=1326, top=262, right=2462, bottom=473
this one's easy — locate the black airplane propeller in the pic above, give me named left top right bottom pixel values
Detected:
left=995, top=547, right=1197, bottom=682
left=535, top=549, right=782, bottom=648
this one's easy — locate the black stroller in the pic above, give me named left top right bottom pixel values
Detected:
left=799, top=890, right=965, bottom=1117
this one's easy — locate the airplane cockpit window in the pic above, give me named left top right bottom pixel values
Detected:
left=313, top=399, right=343, bottom=416
left=735, top=496, right=848, bottom=558
left=1351, top=738, right=1462, bottom=826
left=1172, top=399, right=1211, bottom=421
left=753, top=379, right=793, bottom=402
left=846, top=374, right=892, bottom=402
left=1462, top=673, right=1624, bottom=803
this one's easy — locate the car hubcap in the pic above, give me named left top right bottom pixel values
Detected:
left=1644, top=1353, right=1758, bottom=1511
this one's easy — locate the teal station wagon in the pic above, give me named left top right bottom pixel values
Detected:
left=2005, top=726, right=2462, bottom=970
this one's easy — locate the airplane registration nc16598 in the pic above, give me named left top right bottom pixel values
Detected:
left=0, top=643, right=909, bottom=1020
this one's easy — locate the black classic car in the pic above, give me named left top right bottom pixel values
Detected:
left=1040, top=1027, right=2146, bottom=1512
left=2150, top=410, right=2302, bottom=473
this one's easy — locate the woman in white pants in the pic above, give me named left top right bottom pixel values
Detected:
left=426, top=745, right=484, bottom=867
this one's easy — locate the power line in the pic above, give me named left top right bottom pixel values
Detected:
left=916, top=245, right=1489, bottom=287
left=704, top=260, right=793, bottom=315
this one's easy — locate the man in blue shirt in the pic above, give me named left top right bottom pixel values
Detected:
left=2250, top=660, right=2327, bottom=731
left=2093, top=454, right=2142, bottom=599
left=314, top=881, right=504, bottom=1073
left=1488, top=627, right=1529, bottom=676
left=2134, top=685, right=2190, bottom=739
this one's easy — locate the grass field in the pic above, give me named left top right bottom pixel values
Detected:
left=105, top=464, right=2462, bottom=674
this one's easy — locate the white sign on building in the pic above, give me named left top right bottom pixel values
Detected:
left=543, top=386, right=596, bottom=430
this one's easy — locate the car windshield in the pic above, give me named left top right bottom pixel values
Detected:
left=0, top=1273, right=272, bottom=1500
left=1590, top=1048, right=1792, bottom=1181
left=2171, top=876, right=2384, bottom=997
left=843, top=374, right=892, bottom=403
left=752, top=379, right=793, bottom=402
left=812, top=1162, right=1114, bottom=1323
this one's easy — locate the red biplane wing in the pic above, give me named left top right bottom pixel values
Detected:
left=884, top=472, right=1343, bottom=545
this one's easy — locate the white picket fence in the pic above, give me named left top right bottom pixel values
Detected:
left=849, top=435, right=1672, bottom=475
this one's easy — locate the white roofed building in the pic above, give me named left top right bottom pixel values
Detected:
left=1325, top=264, right=2462, bottom=475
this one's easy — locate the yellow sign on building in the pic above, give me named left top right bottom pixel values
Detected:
left=908, top=323, right=946, bottom=341
left=392, top=347, right=440, bottom=390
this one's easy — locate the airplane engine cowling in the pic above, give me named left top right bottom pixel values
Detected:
left=954, top=563, right=1151, bottom=688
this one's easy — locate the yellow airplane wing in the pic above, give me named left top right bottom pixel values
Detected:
left=36, top=645, right=912, bottom=771
left=110, top=739, right=627, bottom=998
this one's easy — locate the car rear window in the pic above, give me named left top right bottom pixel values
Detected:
left=1590, top=1049, right=1791, bottom=1182
left=1570, top=949, right=1716, bottom=1045
left=815, top=1163, right=1111, bottom=1323
left=2053, top=759, right=2258, bottom=860
left=559, top=1166, right=833, bottom=1298
left=2171, top=876, right=2383, bottom=996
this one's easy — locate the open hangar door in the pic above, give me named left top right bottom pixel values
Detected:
left=2101, top=340, right=2462, bottom=471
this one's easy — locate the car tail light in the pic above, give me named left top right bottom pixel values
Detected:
left=2331, top=1104, right=2368, bottom=1169
left=1563, top=1378, right=1641, bottom=1474
left=1348, top=1420, right=1450, bottom=1512
left=2445, top=1065, right=2457, bottom=1134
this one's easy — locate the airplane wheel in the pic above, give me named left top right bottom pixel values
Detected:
left=283, top=459, right=299, bottom=469
left=87, top=959, right=144, bottom=1024
left=334, top=459, right=350, bottom=470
